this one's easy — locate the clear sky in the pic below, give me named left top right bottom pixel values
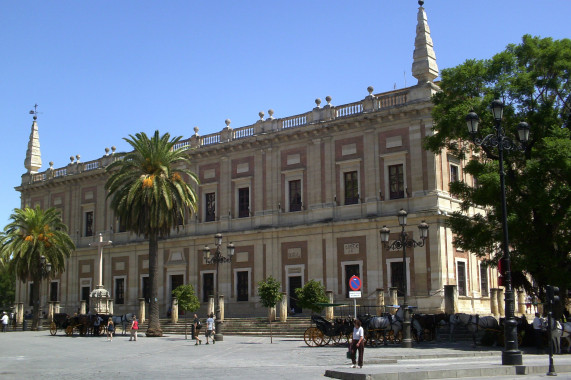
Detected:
left=1, top=0, right=569, bottom=226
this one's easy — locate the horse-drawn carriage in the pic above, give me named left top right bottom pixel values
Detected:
left=49, top=313, right=111, bottom=336
left=303, top=315, right=353, bottom=347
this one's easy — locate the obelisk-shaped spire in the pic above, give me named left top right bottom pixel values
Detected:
left=24, top=104, right=42, bottom=174
left=411, top=1, right=438, bottom=84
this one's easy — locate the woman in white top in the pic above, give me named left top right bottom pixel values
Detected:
left=350, top=319, right=365, bottom=368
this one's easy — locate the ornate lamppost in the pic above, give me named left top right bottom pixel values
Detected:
left=380, top=209, right=429, bottom=348
left=203, top=233, right=235, bottom=342
left=465, top=99, right=529, bottom=366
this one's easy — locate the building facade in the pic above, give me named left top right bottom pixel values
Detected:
left=14, top=4, right=502, bottom=318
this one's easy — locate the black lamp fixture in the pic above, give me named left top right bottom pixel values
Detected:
left=380, top=209, right=429, bottom=348
left=465, top=99, right=529, bottom=366
left=202, top=233, right=234, bottom=341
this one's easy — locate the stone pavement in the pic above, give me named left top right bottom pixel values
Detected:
left=0, top=331, right=569, bottom=380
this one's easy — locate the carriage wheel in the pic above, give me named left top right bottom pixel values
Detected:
left=49, top=322, right=57, bottom=336
left=312, top=329, right=329, bottom=346
left=304, top=327, right=319, bottom=347
left=65, top=326, right=73, bottom=336
left=331, top=334, right=342, bottom=345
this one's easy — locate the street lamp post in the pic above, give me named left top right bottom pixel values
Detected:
left=466, top=99, right=529, bottom=366
left=203, top=233, right=235, bottom=342
left=380, top=210, right=429, bottom=348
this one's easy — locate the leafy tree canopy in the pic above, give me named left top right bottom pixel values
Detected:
left=0, top=263, right=15, bottom=311
left=257, top=276, right=283, bottom=309
left=295, top=279, right=329, bottom=314
left=172, top=284, right=200, bottom=313
left=425, top=35, right=571, bottom=302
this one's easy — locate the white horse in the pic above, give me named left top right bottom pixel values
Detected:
left=111, top=313, right=134, bottom=335
left=561, top=322, right=571, bottom=353
left=549, top=319, right=571, bottom=354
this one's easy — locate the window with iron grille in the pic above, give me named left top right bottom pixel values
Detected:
left=389, top=164, right=405, bottom=199
left=115, top=278, right=125, bottom=304
left=85, top=211, right=94, bottom=237
left=391, top=261, right=405, bottom=297
left=238, top=187, right=250, bottom=218
left=289, top=180, right=302, bottom=212
left=344, top=171, right=359, bottom=205
left=450, top=164, right=459, bottom=183
left=205, top=192, right=215, bottom=222
left=480, top=264, right=489, bottom=297
left=50, top=281, right=58, bottom=302
left=457, top=261, right=467, bottom=296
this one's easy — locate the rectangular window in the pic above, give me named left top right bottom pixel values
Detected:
left=289, top=180, right=302, bottom=212
left=238, top=187, right=250, bottom=218
left=81, top=286, right=90, bottom=311
left=480, top=264, right=489, bottom=297
left=203, top=273, right=214, bottom=303
left=344, top=171, right=359, bottom=205
left=142, top=277, right=151, bottom=303
left=118, top=217, right=127, bottom=233
left=450, top=164, right=459, bottom=183
left=85, top=211, right=94, bottom=237
left=50, top=281, right=58, bottom=302
left=391, top=261, right=405, bottom=297
left=237, top=271, right=249, bottom=301
left=457, top=261, right=467, bottom=296
left=115, top=278, right=125, bottom=304
left=205, top=192, right=216, bottom=222
left=388, top=164, right=405, bottom=199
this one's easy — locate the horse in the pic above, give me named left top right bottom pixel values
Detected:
left=450, top=313, right=500, bottom=346
left=561, top=321, right=571, bottom=353
left=412, top=313, right=449, bottom=341
left=359, top=307, right=404, bottom=346
left=111, top=313, right=134, bottom=335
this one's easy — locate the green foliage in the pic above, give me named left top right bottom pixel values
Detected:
left=257, top=276, right=283, bottom=309
left=294, top=279, right=329, bottom=314
left=0, top=263, right=15, bottom=310
left=172, top=284, right=200, bottom=313
left=0, top=206, right=75, bottom=329
left=425, top=35, right=571, bottom=299
left=105, top=130, right=200, bottom=336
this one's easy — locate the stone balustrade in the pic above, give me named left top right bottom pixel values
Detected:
left=23, top=88, right=410, bottom=185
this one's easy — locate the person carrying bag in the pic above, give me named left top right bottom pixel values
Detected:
left=130, top=315, right=139, bottom=341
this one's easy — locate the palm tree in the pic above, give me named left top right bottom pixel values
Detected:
left=105, top=131, right=199, bottom=337
left=0, top=206, right=75, bottom=330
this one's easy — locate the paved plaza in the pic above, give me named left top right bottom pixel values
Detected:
left=0, top=330, right=570, bottom=379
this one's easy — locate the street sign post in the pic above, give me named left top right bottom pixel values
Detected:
left=348, top=276, right=362, bottom=317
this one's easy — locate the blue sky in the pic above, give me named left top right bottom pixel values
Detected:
left=1, top=0, right=569, bottom=226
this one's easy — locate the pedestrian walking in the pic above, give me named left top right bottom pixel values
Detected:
left=205, top=313, right=215, bottom=344
left=350, top=319, right=364, bottom=368
left=1, top=312, right=9, bottom=332
left=107, top=319, right=115, bottom=341
left=129, top=315, right=138, bottom=341
left=525, top=295, right=532, bottom=314
left=193, top=314, right=202, bottom=345
left=532, top=312, right=543, bottom=353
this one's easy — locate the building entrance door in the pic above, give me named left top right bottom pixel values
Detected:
left=170, top=274, right=184, bottom=315
left=289, top=276, right=302, bottom=314
left=345, top=264, right=360, bottom=298
left=203, top=273, right=214, bottom=303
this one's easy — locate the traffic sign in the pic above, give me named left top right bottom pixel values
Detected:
left=349, top=291, right=362, bottom=298
left=349, top=275, right=361, bottom=291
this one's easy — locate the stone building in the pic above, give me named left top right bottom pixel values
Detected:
left=14, top=4, right=510, bottom=319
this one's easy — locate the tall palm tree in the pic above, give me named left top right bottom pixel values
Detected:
left=0, top=206, right=75, bottom=330
left=105, top=131, right=199, bottom=337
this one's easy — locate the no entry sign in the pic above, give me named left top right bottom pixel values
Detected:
left=349, top=275, right=361, bottom=291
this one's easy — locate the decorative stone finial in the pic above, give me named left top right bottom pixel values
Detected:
left=418, top=0, right=424, bottom=6
left=24, top=105, right=42, bottom=174
left=225, top=119, right=231, bottom=128
left=315, top=98, right=322, bottom=107
left=76, top=154, right=81, bottom=163
left=70, top=156, right=75, bottom=163
left=412, top=0, right=438, bottom=84
left=325, top=96, right=332, bottom=106
left=193, top=126, right=199, bottom=136
left=367, top=86, right=374, bottom=95
left=105, top=147, right=110, bottom=156
left=268, top=109, right=274, bottom=119
left=49, top=161, right=54, bottom=169
left=259, top=111, right=265, bottom=121
left=111, top=146, right=116, bottom=154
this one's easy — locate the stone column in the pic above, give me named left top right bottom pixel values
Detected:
left=47, top=302, right=54, bottom=321
left=268, top=306, right=276, bottom=322
left=325, top=291, right=334, bottom=320
left=108, top=299, right=114, bottom=316
left=17, top=303, right=24, bottom=324
left=444, top=285, right=458, bottom=315
left=139, top=298, right=146, bottom=323
left=497, top=288, right=505, bottom=317
left=376, top=288, right=385, bottom=316
left=171, top=298, right=178, bottom=323
left=279, top=292, right=288, bottom=322
left=218, top=295, right=224, bottom=322
left=54, top=302, right=60, bottom=314
left=389, top=287, right=398, bottom=315
left=517, top=290, right=526, bottom=315
left=490, top=288, right=499, bottom=316
left=208, top=295, right=215, bottom=316
left=80, top=300, right=86, bottom=314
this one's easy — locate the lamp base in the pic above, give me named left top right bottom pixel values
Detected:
left=501, top=350, right=522, bottom=366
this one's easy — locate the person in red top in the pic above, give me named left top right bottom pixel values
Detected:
left=130, top=315, right=138, bottom=341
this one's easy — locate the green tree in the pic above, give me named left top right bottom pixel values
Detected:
left=0, top=206, right=75, bottom=329
left=257, top=276, right=283, bottom=343
left=295, top=279, right=329, bottom=314
left=105, top=131, right=199, bottom=337
left=172, top=284, right=200, bottom=339
left=425, top=35, right=571, bottom=309
left=0, top=262, right=15, bottom=311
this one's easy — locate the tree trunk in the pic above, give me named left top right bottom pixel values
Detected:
left=146, top=232, right=163, bottom=336
left=31, top=279, right=41, bottom=330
